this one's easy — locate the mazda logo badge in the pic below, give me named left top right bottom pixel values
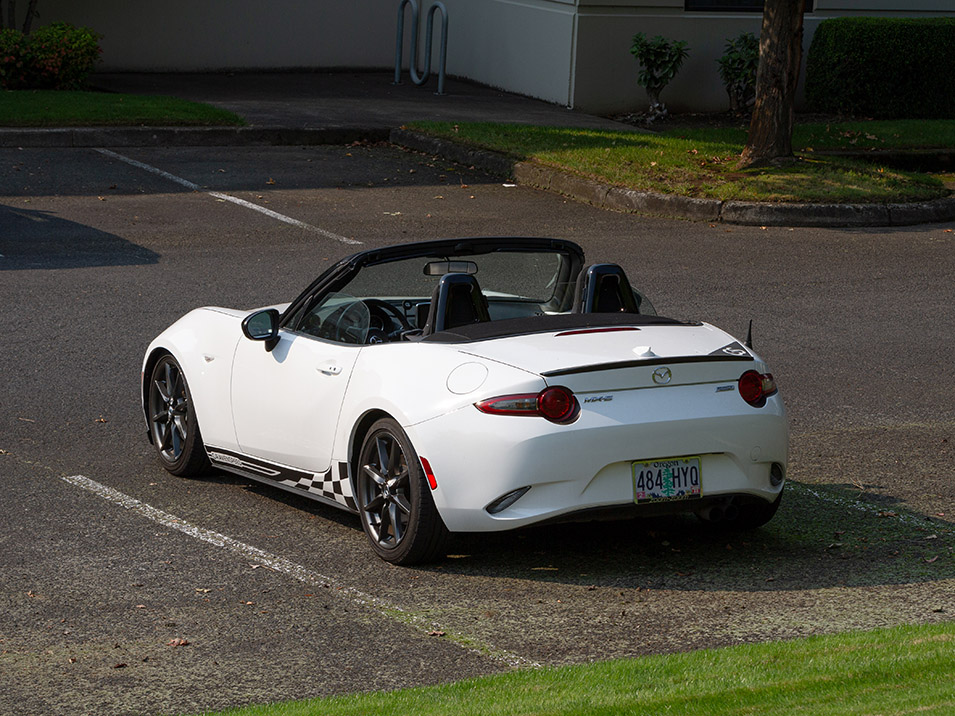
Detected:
left=652, top=367, right=672, bottom=385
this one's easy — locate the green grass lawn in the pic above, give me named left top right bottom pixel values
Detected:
left=203, top=622, right=955, bottom=716
left=0, top=90, right=244, bottom=127
left=407, top=121, right=953, bottom=204
left=670, top=119, right=955, bottom=152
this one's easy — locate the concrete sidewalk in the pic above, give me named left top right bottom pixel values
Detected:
left=89, top=71, right=630, bottom=131
left=2, top=70, right=953, bottom=227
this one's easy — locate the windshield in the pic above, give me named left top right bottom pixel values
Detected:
left=285, top=241, right=655, bottom=345
left=344, top=250, right=568, bottom=305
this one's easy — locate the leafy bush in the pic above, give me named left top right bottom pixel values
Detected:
left=717, top=32, right=759, bottom=114
left=0, top=28, right=31, bottom=89
left=805, top=17, right=955, bottom=119
left=0, top=23, right=101, bottom=90
left=630, top=33, right=689, bottom=120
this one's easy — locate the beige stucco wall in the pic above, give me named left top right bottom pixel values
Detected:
left=35, top=0, right=398, bottom=70
left=32, top=0, right=954, bottom=113
left=571, top=0, right=955, bottom=114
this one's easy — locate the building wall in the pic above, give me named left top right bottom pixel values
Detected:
left=36, top=0, right=398, bottom=70
left=571, top=0, right=955, bottom=114
left=33, top=0, right=953, bottom=113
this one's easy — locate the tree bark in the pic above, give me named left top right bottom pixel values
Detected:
left=738, top=0, right=805, bottom=168
left=22, top=0, right=39, bottom=33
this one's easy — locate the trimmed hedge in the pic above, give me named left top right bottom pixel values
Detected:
left=805, top=17, right=955, bottom=119
left=0, top=23, right=101, bottom=90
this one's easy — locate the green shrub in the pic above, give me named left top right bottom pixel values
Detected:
left=805, top=17, right=955, bottom=119
left=0, top=23, right=101, bottom=90
left=0, top=28, right=31, bottom=89
left=630, top=33, right=689, bottom=120
left=717, top=32, right=759, bottom=114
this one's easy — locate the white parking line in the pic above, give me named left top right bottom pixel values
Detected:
left=60, top=473, right=538, bottom=670
left=95, top=149, right=361, bottom=245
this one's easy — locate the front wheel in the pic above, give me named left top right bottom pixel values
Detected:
left=356, top=418, right=448, bottom=565
left=147, top=354, right=209, bottom=477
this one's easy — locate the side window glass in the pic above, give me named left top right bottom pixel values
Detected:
left=296, top=292, right=371, bottom=345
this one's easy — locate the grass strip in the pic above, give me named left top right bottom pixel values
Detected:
left=0, top=90, right=245, bottom=127
left=202, top=622, right=955, bottom=716
left=670, top=119, right=955, bottom=152
left=407, top=121, right=949, bottom=204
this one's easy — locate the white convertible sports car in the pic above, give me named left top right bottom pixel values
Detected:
left=143, top=237, right=787, bottom=564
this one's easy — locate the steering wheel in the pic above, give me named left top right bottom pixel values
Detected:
left=362, top=299, right=411, bottom=343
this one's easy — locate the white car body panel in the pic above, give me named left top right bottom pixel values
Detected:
left=142, top=238, right=789, bottom=554
left=231, top=330, right=362, bottom=473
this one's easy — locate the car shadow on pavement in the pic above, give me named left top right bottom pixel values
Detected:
left=432, top=481, right=954, bottom=593
left=0, top=203, right=159, bottom=270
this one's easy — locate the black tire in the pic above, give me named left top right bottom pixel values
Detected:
left=356, top=418, right=449, bottom=565
left=147, top=354, right=209, bottom=477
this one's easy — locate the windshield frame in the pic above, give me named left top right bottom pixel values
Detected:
left=280, top=237, right=586, bottom=331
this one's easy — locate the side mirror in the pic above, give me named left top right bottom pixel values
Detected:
left=241, top=308, right=280, bottom=351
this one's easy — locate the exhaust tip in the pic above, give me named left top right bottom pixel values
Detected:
left=770, top=463, right=785, bottom=487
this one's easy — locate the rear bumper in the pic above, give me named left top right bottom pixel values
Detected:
left=407, top=385, right=788, bottom=532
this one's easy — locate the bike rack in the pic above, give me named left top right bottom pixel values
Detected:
left=394, top=0, right=448, bottom=96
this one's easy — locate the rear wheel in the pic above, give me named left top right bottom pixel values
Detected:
left=356, top=418, right=448, bottom=565
left=147, top=354, right=209, bottom=477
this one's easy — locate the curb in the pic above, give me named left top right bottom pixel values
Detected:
left=390, top=128, right=955, bottom=228
left=4, top=124, right=953, bottom=227
left=0, top=126, right=391, bottom=148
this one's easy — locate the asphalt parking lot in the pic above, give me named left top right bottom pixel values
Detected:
left=2, top=143, right=954, bottom=715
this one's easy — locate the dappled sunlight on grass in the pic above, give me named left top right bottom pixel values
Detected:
left=409, top=121, right=947, bottom=204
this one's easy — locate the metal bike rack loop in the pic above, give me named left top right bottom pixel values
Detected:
left=394, top=0, right=448, bottom=96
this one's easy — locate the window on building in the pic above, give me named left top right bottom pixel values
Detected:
left=685, top=0, right=813, bottom=11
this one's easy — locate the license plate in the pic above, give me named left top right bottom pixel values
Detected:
left=632, top=457, right=702, bottom=504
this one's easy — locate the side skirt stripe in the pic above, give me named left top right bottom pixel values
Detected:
left=206, top=446, right=357, bottom=514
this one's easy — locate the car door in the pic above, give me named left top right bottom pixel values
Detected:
left=230, top=295, right=369, bottom=473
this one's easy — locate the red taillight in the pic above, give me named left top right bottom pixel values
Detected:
left=475, top=386, right=579, bottom=424
left=538, top=386, right=577, bottom=423
left=738, top=370, right=778, bottom=408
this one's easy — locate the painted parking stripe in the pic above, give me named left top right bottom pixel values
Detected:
left=94, top=149, right=361, bottom=245
left=60, top=473, right=538, bottom=670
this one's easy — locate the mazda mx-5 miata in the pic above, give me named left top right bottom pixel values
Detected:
left=142, top=237, right=788, bottom=564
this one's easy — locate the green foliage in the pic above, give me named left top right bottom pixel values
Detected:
left=0, top=22, right=101, bottom=90
left=630, top=33, right=689, bottom=94
left=0, top=28, right=31, bottom=89
left=806, top=17, right=955, bottom=119
left=716, top=32, right=759, bottom=114
left=630, top=33, right=688, bottom=117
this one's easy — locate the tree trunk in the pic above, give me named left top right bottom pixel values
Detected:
left=738, top=0, right=805, bottom=168
left=22, top=0, right=39, bottom=34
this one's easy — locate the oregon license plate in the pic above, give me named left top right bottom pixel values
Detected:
left=632, top=457, right=702, bottom=504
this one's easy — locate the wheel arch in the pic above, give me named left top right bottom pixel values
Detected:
left=141, top=346, right=174, bottom=443
left=347, top=409, right=396, bottom=497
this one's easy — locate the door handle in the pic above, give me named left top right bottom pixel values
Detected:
left=319, top=364, right=342, bottom=376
